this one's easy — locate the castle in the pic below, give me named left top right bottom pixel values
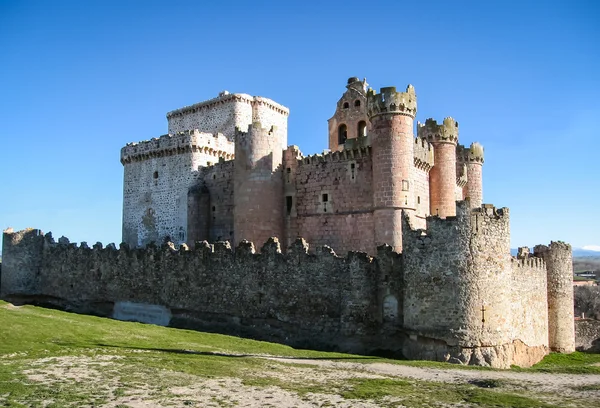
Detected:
left=120, top=77, right=484, bottom=254
left=1, top=78, right=575, bottom=368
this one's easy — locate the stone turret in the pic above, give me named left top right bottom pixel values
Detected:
left=418, top=117, right=459, bottom=218
left=534, top=242, right=575, bottom=353
left=233, top=122, right=284, bottom=248
left=457, top=142, right=485, bottom=208
left=367, top=85, right=417, bottom=252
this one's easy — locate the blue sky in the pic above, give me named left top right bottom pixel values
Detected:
left=0, top=0, right=598, bottom=250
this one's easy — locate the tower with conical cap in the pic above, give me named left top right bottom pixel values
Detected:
left=366, top=85, right=417, bottom=252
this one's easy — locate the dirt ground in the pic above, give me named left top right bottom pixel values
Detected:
left=18, top=354, right=600, bottom=407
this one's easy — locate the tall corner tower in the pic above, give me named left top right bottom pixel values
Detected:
left=534, top=242, right=575, bottom=353
left=458, top=142, right=485, bottom=208
left=418, top=117, right=459, bottom=218
left=366, top=85, right=417, bottom=252
left=233, top=122, right=284, bottom=249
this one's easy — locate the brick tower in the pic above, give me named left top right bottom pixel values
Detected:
left=233, top=121, right=284, bottom=248
left=419, top=117, right=459, bottom=218
left=462, top=142, right=485, bottom=208
left=366, top=85, right=417, bottom=252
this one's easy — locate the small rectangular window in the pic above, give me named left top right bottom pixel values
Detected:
left=402, top=180, right=410, bottom=191
left=322, top=193, right=328, bottom=202
left=286, top=196, right=293, bottom=215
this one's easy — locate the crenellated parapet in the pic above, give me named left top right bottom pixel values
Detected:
left=417, top=117, right=459, bottom=145
left=366, top=85, right=417, bottom=119
left=296, top=146, right=371, bottom=167
left=120, top=130, right=234, bottom=164
left=166, top=92, right=289, bottom=120
left=511, top=246, right=546, bottom=270
left=234, top=121, right=278, bottom=139
left=413, top=137, right=434, bottom=171
left=457, top=142, right=485, bottom=164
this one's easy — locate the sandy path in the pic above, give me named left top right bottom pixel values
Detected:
left=267, top=357, right=600, bottom=393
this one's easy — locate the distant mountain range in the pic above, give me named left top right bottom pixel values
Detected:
left=510, top=248, right=600, bottom=258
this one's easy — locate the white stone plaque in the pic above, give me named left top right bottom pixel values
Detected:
left=113, top=301, right=172, bottom=326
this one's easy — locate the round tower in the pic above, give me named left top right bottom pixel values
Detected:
left=419, top=118, right=459, bottom=218
left=234, top=122, right=284, bottom=249
left=463, top=142, right=484, bottom=208
left=534, top=242, right=575, bottom=353
left=366, top=85, right=417, bottom=252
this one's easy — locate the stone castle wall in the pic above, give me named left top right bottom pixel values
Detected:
left=1, top=229, right=404, bottom=356
left=187, top=161, right=235, bottom=244
left=511, top=257, right=549, bottom=351
left=166, top=93, right=288, bottom=143
left=289, top=148, right=376, bottom=255
left=121, top=131, right=234, bottom=247
left=575, top=319, right=600, bottom=352
left=401, top=202, right=549, bottom=368
left=2, top=200, right=568, bottom=368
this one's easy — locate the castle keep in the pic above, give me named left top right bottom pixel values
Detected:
left=120, top=78, right=484, bottom=254
left=1, top=77, right=575, bottom=368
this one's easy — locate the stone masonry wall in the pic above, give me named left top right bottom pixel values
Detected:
left=1, top=229, right=404, bottom=356
left=0, top=228, right=44, bottom=297
left=166, top=93, right=288, bottom=139
left=187, top=161, right=235, bottom=245
left=292, top=148, right=376, bottom=255
left=122, top=153, right=198, bottom=247
left=510, top=256, right=549, bottom=357
left=575, top=319, right=600, bottom=352
left=402, top=202, right=549, bottom=368
left=121, top=131, right=234, bottom=247
left=412, top=167, right=429, bottom=229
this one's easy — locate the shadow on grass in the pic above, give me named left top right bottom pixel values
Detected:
left=54, top=341, right=380, bottom=361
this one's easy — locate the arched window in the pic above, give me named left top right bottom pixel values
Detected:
left=354, top=100, right=361, bottom=107
left=338, top=124, right=348, bottom=145
left=343, top=102, right=349, bottom=109
left=357, top=121, right=367, bottom=137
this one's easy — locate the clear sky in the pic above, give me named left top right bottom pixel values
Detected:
left=0, top=0, right=598, bottom=250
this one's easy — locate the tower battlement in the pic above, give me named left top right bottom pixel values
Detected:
left=417, top=117, right=459, bottom=144
left=366, top=85, right=417, bottom=119
left=166, top=92, right=289, bottom=120
left=120, top=130, right=234, bottom=164
left=457, top=142, right=485, bottom=163
left=296, top=146, right=371, bottom=167
left=234, top=121, right=277, bottom=137
left=413, top=137, right=434, bottom=170
left=512, top=255, right=546, bottom=270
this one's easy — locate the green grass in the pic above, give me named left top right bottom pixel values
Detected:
left=341, top=378, right=560, bottom=408
left=524, top=351, right=600, bottom=374
left=1, top=300, right=599, bottom=407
